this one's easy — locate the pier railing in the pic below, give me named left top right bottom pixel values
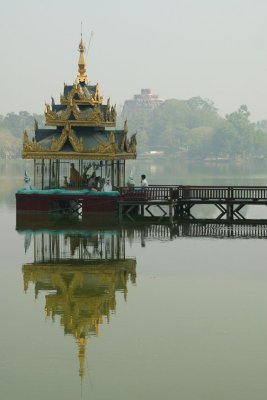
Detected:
left=119, top=185, right=177, bottom=202
left=119, top=185, right=267, bottom=202
left=178, top=186, right=267, bottom=201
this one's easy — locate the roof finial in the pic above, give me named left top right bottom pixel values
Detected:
left=76, top=23, right=88, bottom=84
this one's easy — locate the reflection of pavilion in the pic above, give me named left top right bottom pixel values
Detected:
left=22, top=230, right=136, bottom=379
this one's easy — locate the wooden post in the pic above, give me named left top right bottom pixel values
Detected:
left=41, top=159, right=44, bottom=190
left=117, top=161, right=120, bottom=187
left=227, top=203, right=234, bottom=221
left=169, top=204, right=173, bottom=223
left=34, top=159, right=36, bottom=187
left=111, top=161, right=114, bottom=188
left=49, top=159, right=51, bottom=188
left=123, top=160, right=125, bottom=186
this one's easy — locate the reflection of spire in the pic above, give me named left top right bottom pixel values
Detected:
left=76, top=37, right=88, bottom=84
left=76, top=336, right=87, bottom=380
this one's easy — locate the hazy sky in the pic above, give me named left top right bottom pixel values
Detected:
left=1, top=0, right=267, bottom=120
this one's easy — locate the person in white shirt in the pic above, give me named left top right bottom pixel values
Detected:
left=141, top=174, right=148, bottom=187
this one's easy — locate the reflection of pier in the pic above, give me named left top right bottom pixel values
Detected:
left=17, top=213, right=267, bottom=244
left=22, top=229, right=136, bottom=379
left=171, top=222, right=267, bottom=239
left=128, top=222, right=267, bottom=240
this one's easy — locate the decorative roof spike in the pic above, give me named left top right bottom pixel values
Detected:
left=34, top=119, right=38, bottom=132
left=76, top=37, right=89, bottom=84
left=124, top=119, right=128, bottom=134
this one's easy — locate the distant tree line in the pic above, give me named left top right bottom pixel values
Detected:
left=119, top=97, right=267, bottom=159
left=1, top=99, right=267, bottom=160
left=0, top=112, right=44, bottom=158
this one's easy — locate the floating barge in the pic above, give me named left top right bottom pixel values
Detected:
left=17, top=37, right=136, bottom=215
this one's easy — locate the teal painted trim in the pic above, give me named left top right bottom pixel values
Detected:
left=16, top=188, right=120, bottom=197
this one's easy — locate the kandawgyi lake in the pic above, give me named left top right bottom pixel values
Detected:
left=0, top=158, right=267, bottom=399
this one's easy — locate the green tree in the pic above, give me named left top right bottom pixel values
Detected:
left=211, top=105, right=267, bottom=158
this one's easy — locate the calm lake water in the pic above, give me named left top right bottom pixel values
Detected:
left=1, top=159, right=267, bottom=400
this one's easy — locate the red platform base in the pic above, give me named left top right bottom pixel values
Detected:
left=16, top=193, right=118, bottom=214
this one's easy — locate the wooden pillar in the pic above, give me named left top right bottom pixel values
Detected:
left=34, top=159, right=36, bottom=187
left=227, top=203, right=234, bottom=221
left=117, top=160, right=121, bottom=187
left=111, top=161, right=114, bottom=188
left=105, top=160, right=108, bottom=179
left=55, top=160, right=59, bottom=188
left=80, top=160, right=83, bottom=187
left=41, top=159, right=44, bottom=190
left=169, top=204, right=173, bottom=223
left=49, top=159, right=51, bottom=188
left=123, top=160, right=125, bottom=186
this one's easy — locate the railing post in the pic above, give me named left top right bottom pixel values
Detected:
left=227, top=186, right=233, bottom=200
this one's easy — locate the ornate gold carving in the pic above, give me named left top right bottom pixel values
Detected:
left=92, top=132, right=118, bottom=154
left=92, top=83, right=103, bottom=104
left=50, top=132, right=66, bottom=152
left=50, top=122, right=83, bottom=152
left=23, top=152, right=136, bottom=161
left=23, top=130, right=43, bottom=152
left=59, top=101, right=83, bottom=121
left=69, top=131, right=83, bottom=152
left=111, top=104, right=116, bottom=123
left=60, top=94, right=65, bottom=104
left=128, top=133, right=137, bottom=153
left=47, top=83, right=114, bottom=126
left=23, top=123, right=83, bottom=155
left=60, top=83, right=102, bottom=106
left=120, top=122, right=137, bottom=153
left=45, top=103, right=57, bottom=120
left=86, top=105, right=102, bottom=124
left=106, top=98, right=111, bottom=121
left=124, top=119, right=128, bottom=134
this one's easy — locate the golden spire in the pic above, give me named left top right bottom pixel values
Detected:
left=76, top=36, right=88, bottom=84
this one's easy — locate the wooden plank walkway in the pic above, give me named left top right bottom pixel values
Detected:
left=118, top=185, right=267, bottom=221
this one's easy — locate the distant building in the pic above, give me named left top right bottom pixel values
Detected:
left=123, top=89, right=164, bottom=112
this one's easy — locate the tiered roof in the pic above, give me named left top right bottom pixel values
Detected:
left=23, top=38, right=137, bottom=160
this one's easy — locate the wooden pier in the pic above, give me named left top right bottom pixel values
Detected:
left=118, top=185, right=267, bottom=221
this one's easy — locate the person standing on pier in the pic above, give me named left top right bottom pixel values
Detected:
left=141, top=174, right=148, bottom=187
